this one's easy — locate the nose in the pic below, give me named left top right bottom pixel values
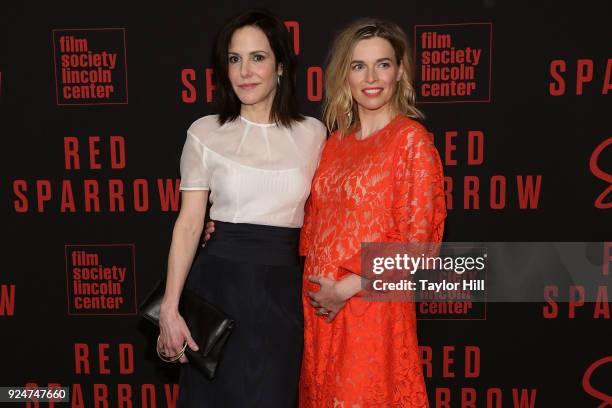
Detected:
left=366, top=66, right=378, bottom=83
left=240, top=60, right=252, bottom=78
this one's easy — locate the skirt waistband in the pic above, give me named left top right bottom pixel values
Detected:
left=201, top=220, right=301, bottom=266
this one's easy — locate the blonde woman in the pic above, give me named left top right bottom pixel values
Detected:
left=299, top=19, right=446, bottom=407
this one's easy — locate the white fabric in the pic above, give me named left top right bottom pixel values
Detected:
left=179, top=114, right=326, bottom=228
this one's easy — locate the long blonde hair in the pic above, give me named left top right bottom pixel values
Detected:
left=323, top=18, right=424, bottom=137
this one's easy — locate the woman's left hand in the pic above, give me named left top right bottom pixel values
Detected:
left=306, top=275, right=348, bottom=323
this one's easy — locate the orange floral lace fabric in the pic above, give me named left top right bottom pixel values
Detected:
left=299, top=114, right=447, bottom=407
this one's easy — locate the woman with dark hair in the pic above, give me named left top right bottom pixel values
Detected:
left=157, top=9, right=326, bottom=407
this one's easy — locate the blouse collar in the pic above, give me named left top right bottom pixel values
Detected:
left=239, top=115, right=276, bottom=127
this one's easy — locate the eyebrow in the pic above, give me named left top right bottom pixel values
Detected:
left=350, top=57, right=392, bottom=64
left=228, top=50, right=269, bottom=55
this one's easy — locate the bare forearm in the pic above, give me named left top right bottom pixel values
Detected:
left=161, top=221, right=204, bottom=312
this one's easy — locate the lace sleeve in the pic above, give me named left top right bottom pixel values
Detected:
left=339, top=126, right=446, bottom=277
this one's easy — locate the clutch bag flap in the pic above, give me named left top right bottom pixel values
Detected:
left=138, top=279, right=235, bottom=357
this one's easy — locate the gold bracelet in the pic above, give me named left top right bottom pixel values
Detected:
left=156, top=335, right=187, bottom=362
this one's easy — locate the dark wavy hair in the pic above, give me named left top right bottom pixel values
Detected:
left=212, top=9, right=304, bottom=127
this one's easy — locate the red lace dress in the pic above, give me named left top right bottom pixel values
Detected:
left=299, top=114, right=447, bottom=407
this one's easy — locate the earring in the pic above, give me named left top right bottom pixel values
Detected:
left=277, top=75, right=281, bottom=86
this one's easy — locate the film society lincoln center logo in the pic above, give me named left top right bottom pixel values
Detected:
left=414, top=23, right=492, bottom=103
left=52, top=28, right=128, bottom=105
left=65, top=244, right=137, bottom=315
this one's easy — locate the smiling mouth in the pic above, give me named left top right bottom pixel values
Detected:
left=238, top=83, right=259, bottom=89
left=362, top=88, right=383, bottom=96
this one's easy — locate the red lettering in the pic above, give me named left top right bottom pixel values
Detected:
left=24, top=383, right=40, bottom=408
left=465, top=346, right=480, bottom=378
left=89, top=136, right=101, bottom=170
left=512, top=388, right=537, bottom=408
left=442, top=346, right=455, bottom=378
left=576, top=59, right=594, bottom=95
left=72, top=383, right=85, bottom=408
left=134, top=179, right=149, bottom=212
left=603, top=59, right=612, bottom=94
left=181, top=69, right=196, bottom=103
left=60, top=180, right=76, bottom=212
left=583, top=356, right=612, bottom=406
left=36, top=180, right=52, bottom=212
left=594, top=286, right=610, bottom=319
left=467, top=131, right=484, bottom=165
left=84, top=180, right=100, bottom=212
left=74, top=343, right=90, bottom=374
left=48, top=383, right=62, bottom=408
left=444, top=176, right=453, bottom=210
left=549, top=58, right=611, bottom=95
left=517, top=175, right=542, bottom=209
left=64, top=136, right=80, bottom=169
left=589, top=137, right=612, bottom=209
left=487, top=388, right=502, bottom=408
left=420, top=346, right=433, bottom=377
left=119, top=343, right=135, bottom=374
left=307, top=66, right=323, bottom=101
left=0, top=284, right=16, bottom=316
left=110, top=136, right=126, bottom=169
left=99, top=343, right=110, bottom=374
left=13, top=180, right=28, bottom=212
left=549, top=60, right=566, bottom=96
left=158, top=179, right=181, bottom=212
left=604, top=242, right=612, bottom=276
left=93, top=383, right=109, bottom=408
left=461, top=388, right=476, bottom=408
left=464, top=176, right=479, bottom=209
left=569, top=285, right=585, bottom=318
left=117, top=384, right=132, bottom=408
left=543, top=286, right=558, bottom=318
left=205, top=68, right=216, bottom=103
left=445, top=131, right=457, bottom=165
left=436, top=388, right=451, bottom=408
left=490, top=175, right=506, bottom=209
left=164, top=384, right=180, bottom=407
left=109, top=179, right=125, bottom=212
left=284, top=21, right=300, bottom=55
left=142, top=384, right=156, bottom=407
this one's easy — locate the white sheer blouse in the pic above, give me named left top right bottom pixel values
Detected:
left=179, top=114, right=327, bottom=228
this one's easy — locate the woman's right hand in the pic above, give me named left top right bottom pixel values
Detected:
left=158, top=305, right=199, bottom=364
left=202, top=221, right=216, bottom=245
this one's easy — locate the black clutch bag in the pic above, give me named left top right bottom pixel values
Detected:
left=138, top=278, right=235, bottom=380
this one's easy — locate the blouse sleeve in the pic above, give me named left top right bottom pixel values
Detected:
left=299, top=130, right=328, bottom=256
left=299, top=195, right=316, bottom=256
left=179, top=130, right=210, bottom=191
left=339, top=126, right=447, bottom=277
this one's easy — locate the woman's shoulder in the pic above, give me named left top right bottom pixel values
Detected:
left=295, top=116, right=328, bottom=141
left=187, top=114, right=221, bottom=136
left=394, top=114, right=428, bottom=135
left=393, top=114, right=433, bottom=147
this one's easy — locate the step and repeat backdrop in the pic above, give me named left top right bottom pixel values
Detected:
left=1, top=0, right=610, bottom=407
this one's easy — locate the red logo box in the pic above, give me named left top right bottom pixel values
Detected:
left=414, top=23, right=493, bottom=103
left=65, top=244, right=137, bottom=315
left=52, top=28, right=128, bottom=106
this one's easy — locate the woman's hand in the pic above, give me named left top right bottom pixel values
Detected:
left=158, top=305, right=199, bottom=363
left=202, top=221, right=216, bottom=245
left=307, top=273, right=364, bottom=323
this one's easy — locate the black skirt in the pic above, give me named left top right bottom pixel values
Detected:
left=177, top=220, right=304, bottom=408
